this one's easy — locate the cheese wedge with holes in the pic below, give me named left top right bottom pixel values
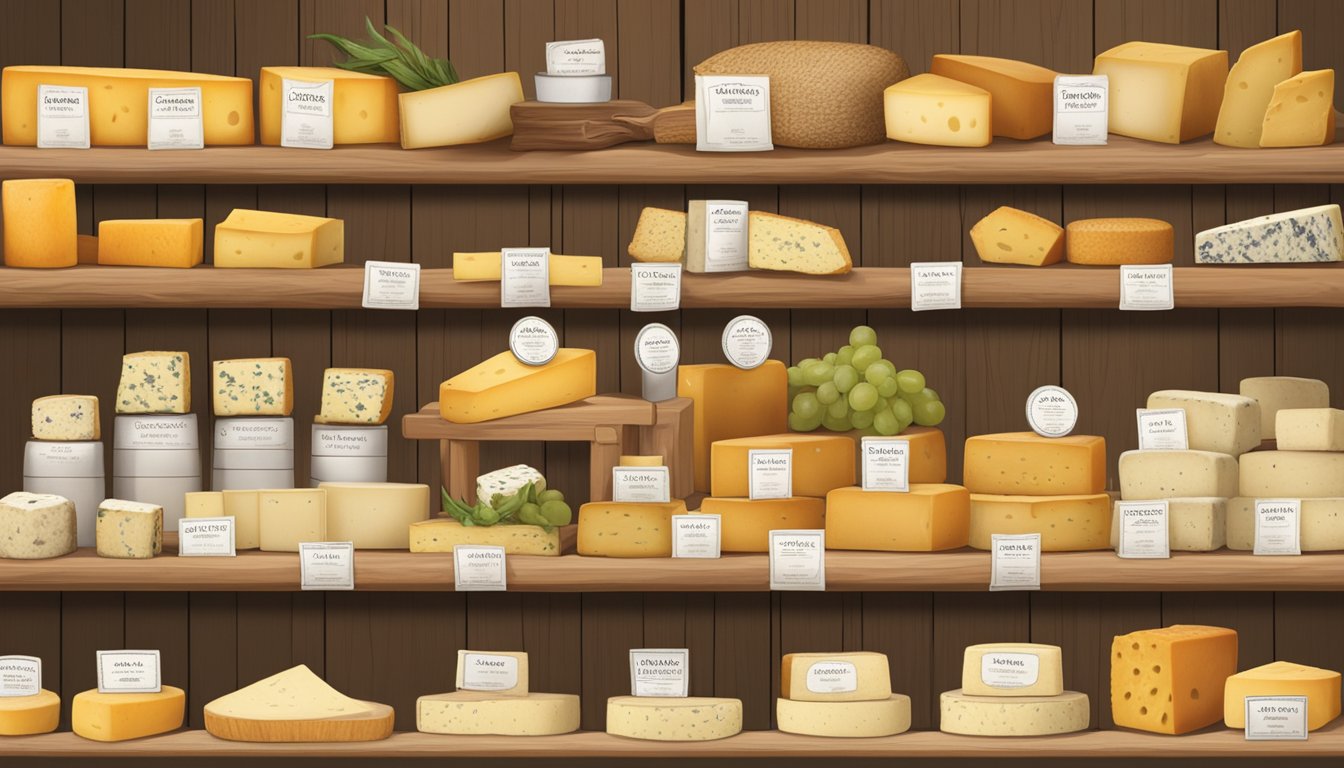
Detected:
left=417, top=691, right=580, bottom=735
left=439, top=349, right=596, bottom=424
left=97, top=219, right=203, bottom=268
left=409, top=518, right=561, bottom=555
left=963, top=432, right=1107, bottom=495
left=969, top=493, right=1112, bottom=551
left=930, top=54, right=1056, bottom=140
left=1066, top=218, right=1174, bottom=265
left=606, top=696, right=742, bottom=741
left=260, top=66, right=398, bottom=145
left=95, top=499, right=162, bottom=559
left=1147, top=389, right=1261, bottom=456
left=577, top=500, right=687, bottom=557
left=679, top=362, right=788, bottom=492
left=777, top=695, right=911, bottom=737
left=1227, top=497, right=1344, bottom=551
left=940, top=689, right=1089, bottom=735
left=316, top=368, right=395, bottom=426
left=451, top=252, right=603, bottom=286
left=884, top=74, right=991, bottom=147
left=72, top=687, right=185, bottom=742
left=962, top=643, right=1063, bottom=697
left=1224, top=661, right=1341, bottom=731
left=399, top=73, right=524, bottom=149
left=1110, top=625, right=1238, bottom=734
left=1119, top=450, right=1238, bottom=500
left=780, top=651, right=891, bottom=702
left=2, top=179, right=76, bottom=268
left=258, top=489, right=326, bottom=552
left=116, top=351, right=190, bottom=414
left=0, top=690, right=59, bottom=735
left=31, top=394, right=99, bottom=440
left=320, top=482, right=428, bottom=549
left=1240, top=376, right=1329, bottom=439
left=1214, top=31, right=1303, bottom=148
left=825, top=484, right=969, bottom=551
left=747, top=211, right=852, bottom=275
left=628, top=207, right=685, bottom=263
left=0, top=492, right=76, bottom=560
left=710, top=433, right=854, bottom=497
left=1094, top=42, right=1228, bottom=143
left=701, top=497, right=824, bottom=552
left=970, top=206, right=1064, bottom=266
left=1110, top=497, right=1226, bottom=551
left=212, top=357, right=293, bottom=416
left=214, top=209, right=345, bottom=269
left=1261, top=69, right=1336, bottom=148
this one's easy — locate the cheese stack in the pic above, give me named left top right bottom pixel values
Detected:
left=1110, top=625, right=1237, bottom=734
left=31, top=395, right=101, bottom=441
left=111, top=351, right=200, bottom=532
left=27, top=395, right=105, bottom=547
left=419, top=650, right=579, bottom=736
left=606, top=646, right=742, bottom=741
left=940, top=643, right=1089, bottom=736
left=776, top=651, right=911, bottom=737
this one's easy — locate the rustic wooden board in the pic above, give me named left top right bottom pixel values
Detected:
left=204, top=701, right=395, bottom=743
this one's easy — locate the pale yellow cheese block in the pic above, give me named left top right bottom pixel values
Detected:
left=884, top=74, right=991, bottom=147
left=940, top=689, right=1089, bottom=735
left=1147, top=389, right=1261, bottom=456
left=320, top=482, right=429, bottom=549
left=258, top=489, right=326, bottom=552
left=1119, top=449, right=1238, bottom=500
left=1226, top=497, right=1344, bottom=551
left=1240, top=376, right=1329, bottom=439
left=399, top=73, right=524, bottom=149
left=1239, top=450, right=1344, bottom=497
left=1094, top=42, right=1228, bottom=143
left=1214, top=31, right=1302, bottom=148
left=184, top=491, right=223, bottom=517
left=213, top=209, right=344, bottom=269
left=577, top=500, right=687, bottom=557
left=1276, top=408, right=1344, bottom=451
left=777, top=695, right=911, bottom=737
left=0, top=689, right=59, bottom=735
left=72, top=686, right=185, bottom=742
left=222, top=490, right=261, bottom=550
left=780, top=651, right=891, bottom=702
left=98, top=219, right=203, bottom=268
left=961, top=643, right=1064, bottom=697
left=417, top=691, right=580, bottom=735
left=1109, top=497, right=1226, bottom=552
left=452, top=252, right=604, bottom=286
left=410, top=518, right=561, bottom=556
left=1224, top=661, right=1341, bottom=731
left=260, top=66, right=398, bottom=145
left=606, top=696, right=742, bottom=741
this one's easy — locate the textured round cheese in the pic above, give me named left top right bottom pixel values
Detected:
left=417, top=691, right=580, bottom=735
left=0, top=689, right=60, bottom=736
left=1065, top=218, right=1174, bottom=265
left=777, top=695, right=911, bottom=737
left=606, top=695, right=742, bottom=741
left=939, top=689, right=1089, bottom=736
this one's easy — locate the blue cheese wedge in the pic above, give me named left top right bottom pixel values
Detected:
left=95, top=499, right=163, bottom=559
left=115, top=351, right=191, bottom=414
left=476, top=464, right=545, bottom=502
left=315, top=368, right=395, bottom=425
left=1196, top=204, right=1343, bottom=264
left=0, top=492, right=77, bottom=559
left=31, top=394, right=100, bottom=440
left=212, top=357, right=293, bottom=416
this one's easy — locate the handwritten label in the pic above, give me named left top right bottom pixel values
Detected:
left=460, top=653, right=519, bottom=691
left=981, top=653, right=1041, bottom=689
left=672, top=514, right=721, bottom=559
left=910, top=262, right=962, bottom=311
left=769, top=529, right=825, bottom=591
left=629, top=648, right=689, bottom=697
left=748, top=448, right=792, bottom=500
left=545, top=38, right=606, bottom=75
left=990, top=533, right=1041, bottom=591
left=0, top=656, right=41, bottom=697
left=1053, top=74, right=1108, bottom=145
left=281, top=78, right=333, bottom=149
left=1245, top=696, right=1309, bottom=741
left=861, top=437, right=909, bottom=492
left=1026, top=385, right=1078, bottom=438
left=500, top=248, right=551, bottom=308
left=147, top=87, right=203, bottom=150
left=508, top=315, right=559, bottom=366
left=96, top=650, right=161, bottom=694
left=454, top=545, right=507, bottom=591
left=700, top=201, right=750, bottom=272
left=1254, top=499, right=1301, bottom=556
left=1120, top=265, right=1174, bottom=311
left=805, top=660, right=857, bottom=693
left=612, top=466, right=670, bottom=503
left=37, top=85, right=89, bottom=149
left=721, top=315, right=772, bottom=369
left=633, top=323, right=679, bottom=374
left=178, top=517, right=236, bottom=557
left=1137, top=408, right=1188, bottom=451
left=695, top=76, right=772, bottom=152
left=1116, top=501, right=1170, bottom=559
left=630, top=263, right=683, bottom=312
left=362, top=261, right=421, bottom=310
left=299, top=541, right=354, bottom=590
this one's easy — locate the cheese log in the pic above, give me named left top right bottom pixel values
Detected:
left=95, top=499, right=162, bottom=559
left=320, top=482, right=429, bottom=549
left=439, top=349, right=596, bottom=424
left=627, top=207, right=685, bottom=263
left=1239, top=450, right=1344, bottom=497
left=1261, top=69, right=1336, bottom=148
left=409, top=518, right=560, bottom=555
left=1146, top=389, right=1261, bottom=456
left=606, top=696, right=742, bottom=741
left=747, top=211, right=853, bottom=275
left=710, top=433, right=854, bottom=497
left=700, top=497, right=824, bottom=552
left=777, top=695, right=911, bottom=738
left=1065, top=218, right=1174, bottom=265
left=1240, top=376, right=1329, bottom=439
left=316, top=368, right=395, bottom=426
left=1224, top=661, right=1341, bottom=731
left=940, top=689, right=1090, bottom=736
left=214, top=208, right=345, bottom=269
left=679, top=362, right=788, bottom=492
left=780, top=651, right=891, bottom=702
left=968, top=493, right=1112, bottom=551
left=258, top=489, right=326, bottom=552
left=884, top=74, right=991, bottom=147
left=259, top=66, right=398, bottom=145
left=1093, top=42, right=1228, bottom=143
left=1196, top=204, right=1344, bottom=264
left=825, top=484, right=969, bottom=552
left=963, top=432, right=1107, bottom=495
left=2, top=65, right=252, bottom=146
left=2, top=179, right=76, bottom=268
left=31, top=394, right=100, bottom=440
left=451, top=252, right=604, bottom=286
left=455, top=650, right=528, bottom=696
left=116, top=351, right=191, bottom=414
left=71, top=687, right=185, bottom=742
left=1119, top=450, right=1238, bottom=500
left=417, top=691, right=580, bottom=736
left=476, top=465, right=545, bottom=501
left=1277, top=408, right=1344, bottom=450
left=97, top=219, right=203, bottom=268
left=399, top=73, right=523, bottom=149
left=930, top=54, right=1056, bottom=140
left=620, top=455, right=664, bottom=467
left=969, top=206, right=1064, bottom=266
left=961, top=643, right=1064, bottom=697
left=1110, top=625, right=1238, bottom=734
left=1227, top=497, right=1344, bottom=551
left=77, top=234, right=98, bottom=265
left=577, top=500, right=686, bottom=557
left=1109, top=497, right=1226, bottom=552
left=212, top=357, right=293, bottom=416
left=0, top=492, right=76, bottom=559
left=204, top=664, right=379, bottom=735
left=0, top=690, right=59, bottom=735
left=222, top=490, right=261, bottom=550
left=1214, top=31, right=1303, bottom=148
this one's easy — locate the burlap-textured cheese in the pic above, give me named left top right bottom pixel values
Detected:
left=694, top=41, right=908, bottom=148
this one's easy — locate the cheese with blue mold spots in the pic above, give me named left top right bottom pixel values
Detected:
left=1196, top=204, right=1343, bottom=264
left=476, top=464, right=545, bottom=502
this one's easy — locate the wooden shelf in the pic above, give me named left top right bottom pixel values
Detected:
left=1, top=136, right=1343, bottom=185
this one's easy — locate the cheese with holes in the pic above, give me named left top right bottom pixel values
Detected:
left=1119, top=450, right=1238, bottom=499
left=825, top=484, right=969, bottom=551
left=452, top=252, right=603, bottom=286
left=205, top=665, right=373, bottom=721
left=1147, top=390, right=1261, bottom=456
left=930, top=54, right=1056, bottom=140
left=409, top=518, right=560, bottom=555
left=97, top=219, right=203, bottom=268
left=1214, top=31, right=1302, bottom=148
left=620, top=455, right=664, bottom=467
left=184, top=491, right=223, bottom=518
left=1110, top=497, right=1226, bottom=551
left=440, top=349, right=596, bottom=424
left=316, top=368, right=394, bottom=425
left=320, top=482, right=428, bottom=549
left=260, top=66, right=398, bottom=145
left=212, top=357, right=293, bottom=416
left=1261, top=69, right=1336, bottom=147
left=679, top=362, right=788, bottom=492
left=0, top=492, right=76, bottom=559
left=962, top=643, right=1063, bottom=697
left=2, top=65, right=252, bottom=146
left=577, top=500, right=686, bottom=557
left=214, top=208, right=345, bottom=269
left=455, top=650, right=528, bottom=696
left=0, top=690, right=59, bottom=735
left=780, top=651, right=891, bottom=702
left=1277, top=408, right=1344, bottom=450
left=258, top=489, right=326, bottom=552
left=628, top=207, right=685, bottom=263
left=115, top=351, right=190, bottom=414
left=1094, top=42, right=1227, bottom=143
left=969, top=493, right=1112, bottom=551
left=399, top=73, right=524, bottom=149
left=1240, top=376, right=1329, bottom=439
left=1065, top=218, right=1174, bottom=265
left=1225, top=661, right=1341, bottom=730
left=777, top=695, right=911, bottom=737
left=95, top=499, right=162, bottom=559
left=31, top=395, right=99, bottom=440
left=964, top=433, right=1107, bottom=495
left=884, top=74, right=991, bottom=147
left=606, top=696, right=742, bottom=741
left=940, top=689, right=1089, bottom=736
left=1227, top=496, right=1344, bottom=550
left=2, top=179, right=76, bottom=268
left=417, top=691, right=580, bottom=735
left=747, top=211, right=853, bottom=275
left=222, top=490, right=260, bottom=550
left=710, top=433, right=854, bottom=497
left=1239, top=450, right=1344, bottom=497
left=72, top=686, right=185, bottom=742
left=1110, top=625, right=1237, bottom=734
left=970, top=206, right=1064, bottom=266
left=1196, top=205, right=1344, bottom=264
left=701, top=497, right=824, bottom=552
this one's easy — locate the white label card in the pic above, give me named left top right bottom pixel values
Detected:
left=1254, top=499, right=1301, bottom=556
left=695, top=76, right=772, bottom=152
left=612, top=466, right=671, bottom=503
left=147, top=87, right=204, bottom=150
left=629, top=649, right=689, bottom=697
left=1053, top=74, right=1108, bottom=145
left=453, top=545, right=507, bottom=591
left=460, top=653, right=519, bottom=692
left=990, top=533, right=1041, bottom=591
left=805, top=661, right=857, bottom=694
left=748, top=449, right=792, bottom=500
left=1245, top=696, right=1309, bottom=741
left=721, top=315, right=772, bottom=370
left=96, top=650, right=161, bottom=694
left=509, top=316, right=559, bottom=366
left=769, top=530, right=825, bottom=591
left=1026, top=385, right=1078, bottom=438
left=281, top=78, right=333, bottom=149
left=910, top=262, right=962, bottom=311
left=1136, top=408, right=1189, bottom=451
left=633, top=323, right=680, bottom=375
left=1120, top=265, right=1174, bottom=311
left=362, top=261, right=421, bottom=310
left=980, top=653, right=1041, bottom=689
left=1117, top=501, right=1170, bottom=559
left=672, top=515, right=721, bottom=559
left=546, top=39, right=606, bottom=75
left=701, top=201, right=750, bottom=272
left=861, top=437, right=909, bottom=492
left=299, top=541, right=355, bottom=590
left=500, top=248, right=551, bottom=308
left=37, top=85, right=89, bottom=149
left=630, top=263, right=683, bottom=312
left=178, top=517, right=236, bottom=557
left=0, top=655, right=41, bottom=697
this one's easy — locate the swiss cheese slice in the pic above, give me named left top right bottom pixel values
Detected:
left=1110, top=625, right=1237, bottom=734
left=884, top=74, right=991, bottom=147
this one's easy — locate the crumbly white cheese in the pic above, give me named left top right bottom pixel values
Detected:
left=0, top=492, right=76, bottom=559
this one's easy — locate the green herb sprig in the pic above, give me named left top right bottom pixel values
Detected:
left=309, top=17, right=458, bottom=92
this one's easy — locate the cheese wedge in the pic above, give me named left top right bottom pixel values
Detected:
left=72, top=687, right=185, bottom=741
left=97, top=219, right=203, bottom=268
left=115, top=351, right=191, bottom=414
left=31, top=394, right=100, bottom=440
left=1147, top=389, right=1261, bottom=456
left=969, top=493, right=1112, bottom=551
left=206, top=665, right=374, bottom=720
left=1066, top=218, right=1174, bottom=265
left=212, top=357, right=293, bottom=416
left=777, top=695, right=911, bottom=737
left=970, top=206, right=1064, bottom=266
left=940, top=689, right=1089, bottom=735
left=1094, top=42, right=1228, bottom=143
left=1240, top=376, right=1329, bottom=439
left=1261, top=69, right=1336, bottom=147
left=2, top=179, right=76, bottom=268
left=710, top=433, right=854, bottom=497
left=1111, top=625, right=1238, bottom=734
left=260, top=66, right=398, bottom=145
left=930, top=54, right=1056, bottom=140
left=409, top=518, right=561, bottom=555
left=1214, top=31, right=1303, bottom=148
left=747, top=211, right=852, bottom=275
left=439, top=349, right=596, bottom=423
left=213, top=209, right=344, bottom=269
left=399, top=73, right=524, bottom=149
left=963, top=432, right=1107, bottom=495
left=825, top=484, right=969, bottom=551
left=606, top=696, right=742, bottom=741
left=699, top=497, right=825, bottom=552
left=1224, top=661, right=1341, bottom=731
left=884, top=74, right=991, bottom=147
left=452, top=252, right=604, bottom=286
left=1196, top=204, right=1344, bottom=264
left=577, top=500, right=687, bottom=557
left=628, top=207, right=686, bottom=263
left=417, top=691, right=580, bottom=735
left=316, top=368, right=395, bottom=425
left=679, top=362, right=788, bottom=492
left=0, top=690, right=59, bottom=735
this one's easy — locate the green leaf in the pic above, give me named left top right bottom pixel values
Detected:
left=308, top=16, right=458, bottom=91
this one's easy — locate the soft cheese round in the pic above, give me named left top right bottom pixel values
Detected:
left=777, top=694, right=911, bottom=737
left=939, top=689, right=1089, bottom=736
left=606, top=696, right=742, bottom=741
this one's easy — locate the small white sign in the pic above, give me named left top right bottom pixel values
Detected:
left=362, top=261, right=421, bottom=310
left=1053, top=74, right=1108, bottom=145
left=1026, top=385, right=1078, bottom=438
left=545, top=38, right=606, bottom=75
left=147, top=87, right=203, bottom=150
left=630, top=263, right=682, bottom=312
left=178, top=517, right=236, bottom=557
left=612, top=466, right=670, bottom=503
left=1136, top=408, right=1189, bottom=451
left=980, top=652, right=1041, bottom=689
left=281, top=78, right=334, bottom=149
left=453, top=545, right=508, bottom=591
left=96, top=650, right=161, bottom=694
left=805, top=660, right=857, bottom=694
left=861, top=437, right=909, bottom=492
left=633, top=323, right=680, bottom=374
left=910, top=262, right=962, bottom=311
left=1120, top=265, right=1174, bottom=311
left=1117, top=501, right=1170, bottom=559
left=629, top=648, right=689, bottom=697
left=37, top=85, right=90, bottom=149
left=748, top=448, right=792, bottom=500
left=990, top=533, right=1041, bottom=591
left=460, top=652, right=520, bottom=692
left=700, top=201, right=750, bottom=272
left=0, top=655, right=41, bottom=697
left=1254, top=499, right=1302, bottom=556
left=299, top=541, right=355, bottom=590
left=1245, top=696, right=1309, bottom=741
left=508, top=315, right=559, bottom=366
left=721, top=315, right=772, bottom=370
left=695, top=76, right=772, bottom=152
left=672, top=514, right=721, bottom=559
left=769, top=529, right=825, bottom=591
left=500, top=248, right=551, bottom=308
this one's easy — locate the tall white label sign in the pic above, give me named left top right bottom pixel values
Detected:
left=1254, top=499, right=1301, bottom=556
left=96, top=650, right=161, bottom=694
left=37, top=85, right=90, bottom=148
left=500, top=248, right=551, bottom=308
left=629, top=648, right=689, bottom=697
left=769, top=530, right=825, bottom=591
left=1116, top=501, right=1170, bottom=559
left=147, top=87, right=204, bottom=150
left=0, top=656, right=41, bottom=697
left=910, top=262, right=962, bottom=311
left=990, top=533, right=1041, bottom=591
left=281, top=79, right=333, bottom=149
left=1136, top=408, right=1189, bottom=451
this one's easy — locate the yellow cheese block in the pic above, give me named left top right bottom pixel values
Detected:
left=410, top=518, right=561, bottom=555
left=399, top=73, right=524, bottom=149
left=213, top=208, right=344, bottom=269
left=963, top=432, right=1107, bottom=495
left=930, top=54, right=1056, bottom=140
left=1224, top=661, right=1341, bottom=731
left=970, top=206, right=1064, bottom=266
left=620, top=455, right=664, bottom=467
left=900, top=426, right=949, bottom=483
left=321, top=482, right=429, bottom=549
left=260, top=66, right=398, bottom=146
left=97, top=218, right=203, bottom=268
left=212, top=357, right=293, bottom=416
left=883, top=73, right=991, bottom=147
left=258, top=489, right=326, bottom=552
left=968, top=493, right=1112, bottom=551
left=679, top=362, right=788, bottom=493
left=2, top=179, right=76, bottom=268
left=1110, top=625, right=1238, bottom=734
left=1094, top=42, right=1228, bottom=143
left=439, top=349, right=596, bottom=424
left=77, top=234, right=98, bottom=265
left=71, top=686, right=185, bottom=742
left=222, top=490, right=261, bottom=550
left=747, top=211, right=853, bottom=275
left=316, top=368, right=395, bottom=425
left=0, top=689, right=59, bottom=735
left=577, top=500, right=687, bottom=557
left=1065, top=218, right=1174, bottom=265
left=710, top=433, right=854, bottom=497
left=825, top=484, right=970, bottom=552
left=2, top=65, right=252, bottom=146
left=780, top=651, right=891, bottom=702
left=1214, top=31, right=1302, bottom=148
left=698, top=497, right=825, bottom=552
left=452, top=252, right=604, bottom=286
left=1261, top=69, right=1336, bottom=148
left=628, top=207, right=686, bottom=263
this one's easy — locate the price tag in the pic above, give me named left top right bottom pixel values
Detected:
left=500, top=248, right=551, bottom=308
left=861, top=437, right=909, bottom=492
left=721, top=315, right=772, bottom=369
left=910, top=262, right=962, bottom=311
left=0, top=656, right=41, bottom=697
left=1245, top=696, right=1309, bottom=741
left=178, top=517, right=236, bottom=557
left=805, top=660, right=858, bottom=693
left=672, top=514, right=721, bottom=559
left=1116, top=501, right=1170, bottom=559
left=1254, top=499, right=1301, bottom=556
left=545, top=38, right=607, bottom=75
left=612, top=466, right=670, bottom=503
left=299, top=541, right=354, bottom=590
left=748, top=448, right=792, bottom=500
left=1026, top=385, right=1078, bottom=438
left=769, top=529, right=825, bottom=591
left=453, top=545, right=507, bottom=591
left=1136, top=408, right=1188, bottom=450
left=990, top=533, right=1040, bottom=591
left=630, top=263, right=682, bottom=312
left=147, top=87, right=204, bottom=150
left=280, top=78, right=333, bottom=149
left=96, top=650, right=161, bottom=694
left=629, top=648, right=689, bottom=697
left=509, top=316, right=559, bottom=366
left=37, top=85, right=90, bottom=148
left=1119, top=265, right=1174, bottom=311
left=362, top=261, right=421, bottom=310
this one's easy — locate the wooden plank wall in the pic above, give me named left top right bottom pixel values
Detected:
left=1, top=1, right=1343, bottom=764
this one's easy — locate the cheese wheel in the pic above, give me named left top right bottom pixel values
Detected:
left=777, top=695, right=912, bottom=737
left=1065, top=218, right=1174, bottom=265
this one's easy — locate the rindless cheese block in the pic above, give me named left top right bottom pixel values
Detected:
left=1226, top=497, right=1344, bottom=551
left=417, top=691, right=580, bottom=735
left=214, top=209, right=345, bottom=269
left=115, top=351, right=190, bottom=414
left=440, top=349, right=596, bottom=424
left=628, top=207, right=685, bottom=263
left=456, top=650, right=529, bottom=696
left=930, top=54, right=1057, bottom=140
left=258, top=489, right=327, bottom=552
left=825, top=484, right=969, bottom=552
left=95, top=499, right=163, bottom=559
left=780, top=651, right=891, bottom=702
left=2, top=179, right=76, bottom=268
left=185, top=491, right=223, bottom=518
left=1261, top=69, right=1336, bottom=148
left=1109, top=497, right=1226, bottom=552
left=320, top=482, right=429, bottom=549
left=963, top=432, right=1107, bottom=495
left=399, top=73, right=524, bottom=149
left=747, top=211, right=853, bottom=275
left=1196, top=205, right=1344, bottom=264
left=1110, top=625, right=1237, bottom=734
left=410, top=518, right=561, bottom=556
left=884, top=74, right=991, bottom=147
left=1239, top=450, right=1344, bottom=497
left=204, top=664, right=393, bottom=742
left=1214, top=31, right=1303, bottom=148
left=577, top=500, right=687, bottom=557
left=72, top=686, right=185, bottom=742
left=1276, top=409, right=1344, bottom=451
left=260, top=66, right=398, bottom=145
left=777, top=695, right=912, bottom=738
left=1146, top=389, right=1261, bottom=456
left=897, top=426, right=949, bottom=483
left=0, top=690, right=59, bottom=735
left=222, top=490, right=261, bottom=550
left=1093, top=41, right=1228, bottom=143
left=700, top=497, right=824, bottom=552
left=679, top=362, right=788, bottom=492
left=606, top=696, right=742, bottom=741
left=939, top=689, right=1089, bottom=736
left=1240, top=376, right=1329, bottom=439
left=1118, top=450, right=1238, bottom=500
left=0, top=492, right=76, bottom=559
left=452, top=252, right=603, bottom=286
left=97, top=219, right=203, bottom=268
left=710, top=433, right=854, bottom=497
left=213, top=357, right=293, bottom=417
left=316, top=368, right=395, bottom=425
left=1224, top=661, right=1341, bottom=731
left=969, top=206, right=1065, bottom=266
left=968, top=493, right=1112, bottom=551
left=962, top=643, right=1064, bottom=697
left=1065, top=218, right=1175, bottom=265
left=31, top=394, right=100, bottom=440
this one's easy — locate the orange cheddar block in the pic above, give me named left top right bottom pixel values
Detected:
left=679, top=362, right=788, bottom=493
left=963, top=432, right=1107, bottom=495
left=839, top=427, right=946, bottom=483
left=440, top=349, right=596, bottom=424
left=577, top=500, right=688, bottom=557
left=825, top=484, right=970, bottom=551
left=71, top=686, right=186, bottom=742
left=930, top=54, right=1057, bottom=140
left=710, top=433, right=854, bottom=498
left=698, top=497, right=825, bottom=552
left=1224, top=661, right=1341, bottom=731
left=1110, top=625, right=1237, bottom=734
left=2, top=179, right=76, bottom=268
left=97, top=219, right=203, bottom=268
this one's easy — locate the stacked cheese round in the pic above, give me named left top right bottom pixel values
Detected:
left=775, top=651, right=911, bottom=738
left=606, top=696, right=742, bottom=741
left=940, top=643, right=1088, bottom=736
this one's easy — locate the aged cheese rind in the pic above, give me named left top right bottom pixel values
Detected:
left=1146, top=389, right=1261, bottom=456
left=31, top=394, right=100, bottom=440
left=939, top=689, right=1089, bottom=736
left=205, top=665, right=373, bottom=720
left=2, top=179, right=77, bottom=268
left=1239, top=450, right=1344, bottom=497
left=969, top=206, right=1064, bottom=266
left=212, top=357, right=293, bottom=416
left=409, top=519, right=560, bottom=556
left=826, top=484, right=969, bottom=552
left=1226, top=497, right=1344, bottom=550
left=214, top=209, right=345, bottom=269
left=1239, top=376, right=1329, bottom=439
left=577, top=500, right=687, bottom=557
left=700, top=497, right=825, bottom=553
left=679, top=362, right=788, bottom=493
left=0, top=492, right=76, bottom=560
left=1065, top=218, right=1175, bottom=265
left=1109, top=497, right=1226, bottom=552
left=1118, top=450, right=1238, bottom=500
left=0, top=689, right=60, bottom=735
left=628, top=207, right=685, bottom=263
left=1093, top=42, right=1227, bottom=143
left=259, top=66, right=398, bottom=145
left=72, top=687, right=185, bottom=742
left=1110, top=625, right=1237, bottom=734
left=968, top=493, right=1112, bottom=551
left=963, top=432, right=1107, bottom=496
left=440, top=350, right=596, bottom=424
left=884, top=74, right=991, bottom=147
left=417, top=691, right=580, bottom=735
left=930, top=54, right=1056, bottom=140
left=316, top=368, right=394, bottom=425
left=747, top=211, right=852, bottom=275
left=710, top=433, right=854, bottom=497
left=399, top=73, right=524, bottom=149
left=1274, top=408, right=1344, bottom=451
left=1196, top=204, right=1343, bottom=264
left=606, top=696, right=742, bottom=741
left=777, top=695, right=911, bottom=737
left=320, top=482, right=429, bottom=549
left=961, top=644, right=1064, bottom=697
left=780, top=651, right=892, bottom=702
left=95, top=498, right=163, bottom=559
left=115, top=351, right=190, bottom=414
left=1213, top=31, right=1302, bottom=148
left=1224, top=661, right=1341, bottom=731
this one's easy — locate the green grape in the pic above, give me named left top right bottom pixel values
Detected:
left=802, top=361, right=835, bottom=387
left=890, top=398, right=913, bottom=424
left=540, top=500, right=572, bottom=526
left=850, top=408, right=875, bottom=429
left=913, top=399, right=946, bottom=427
left=827, top=398, right=850, bottom=420
left=792, top=392, right=821, bottom=420
left=789, top=411, right=823, bottom=432
left=787, top=365, right=805, bottom=387
left=797, top=357, right=820, bottom=370
left=877, top=377, right=899, bottom=398
left=832, top=365, right=859, bottom=393
left=905, top=388, right=933, bottom=409
left=875, top=397, right=889, bottom=412
left=872, top=409, right=899, bottom=436
left=822, top=414, right=852, bottom=432
left=922, top=386, right=940, bottom=402
left=865, top=361, right=896, bottom=386
left=816, top=382, right=841, bottom=405
left=835, top=345, right=855, bottom=367
left=851, top=344, right=882, bottom=372
left=849, top=325, right=878, bottom=348
left=895, top=369, right=926, bottom=394
left=848, top=382, right=879, bottom=411
left=895, top=412, right=914, bottom=433
left=537, top=489, right=565, bottom=504
left=822, top=352, right=838, bottom=365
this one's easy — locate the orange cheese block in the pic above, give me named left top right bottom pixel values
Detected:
left=1110, top=625, right=1237, bottom=735
left=841, top=427, right=947, bottom=483
left=710, top=433, right=855, bottom=498
left=439, top=349, right=596, bottom=424
left=97, top=219, right=203, bottom=268
left=71, top=686, right=186, bottom=742
left=825, top=484, right=970, bottom=551
left=0, top=689, right=59, bottom=735
left=2, top=178, right=76, bottom=268
left=1065, top=218, right=1174, bottom=265
left=968, top=493, right=1112, bottom=551
left=963, top=432, right=1107, bottom=495
left=259, top=67, right=399, bottom=146
left=1224, top=661, right=1341, bottom=731
left=679, top=362, right=788, bottom=493
left=969, top=206, right=1065, bottom=266
left=577, top=500, right=688, bottom=557
left=930, top=54, right=1057, bottom=140
left=698, top=497, right=825, bottom=552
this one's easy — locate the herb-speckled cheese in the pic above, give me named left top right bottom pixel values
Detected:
left=939, top=689, right=1089, bottom=736
left=417, top=691, right=580, bottom=735
left=115, top=351, right=190, bottom=414
left=747, top=211, right=853, bottom=275
left=776, top=695, right=912, bottom=737
left=31, top=394, right=100, bottom=440
left=95, top=498, right=163, bottom=559
left=1118, top=450, right=1238, bottom=500
left=605, top=696, right=742, bottom=741
left=1195, top=204, right=1343, bottom=264
left=409, top=519, right=560, bottom=556
left=315, top=368, right=395, bottom=425
left=0, top=492, right=76, bottom=559
left=476, top=464, right=545, bottom=501
left=213, top=357, right=293, bottom=416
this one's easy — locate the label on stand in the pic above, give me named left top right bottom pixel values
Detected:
left=500, top=248, right=551, bottom=308
left=453, top=545, right=508, bottom=591
left=695, top=77, right=772, bottom=152
left=281, top=78, right=333, bottom=149
left=980, top=653, right=1040, bottom=689
left=990, top=533, right=1041, bottom=591
left=0, top=656, right=41, bottom=697
left=1254, top=499, right=1301, bottom=556
left=629, top=648, right=689, bottom=697
left=721, top=315, right=772, bottom=369
left=631, top=263, right=682, bottom=312
left=147, top=87, right=204, bottom=150
left=672, top=514, right=720, bottom=559
left=299, top=541, right=354, bottom=590
left=748, top=449, right=792, bottom=500
left=1053, top=75, right=1108, bottom=145
left=509, top=316, right=559, bottom=366
left=1136, top=408, right=1188, bottom=450
left=612, top=466, right=670, bottom=503
left=910, top=262, right=962, bottom=311
left=1119, top=265, right=1174, bottom=311
left=769, top=530, right=825, bottom=591
left=37, top=85, right=89, bottom=148
left=178, top=517, right=236, bottom=557
left=96, top=650, right=161, bottom=694
left=362, top=261, right=421, bottom=310
left=460, top=653, right=519, bottom=692
left=861, top=437, right=910, bottom=492
left=545, top=39, right=606, bottom=75
left=1116, top=501, right=1170, bottom=559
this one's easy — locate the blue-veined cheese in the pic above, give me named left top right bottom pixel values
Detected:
left=0, top=492, right=76, bottom=559
left=476, top=464, right=545, bottom=502
left=316, top=368, right=394, bottom=425
left=95, top=498, right=163, bottom=559
left=115, top=351, right=190, bottom=414
left=31, top=394, right=100, bottom=440
left=1196, top=204, right=1343, bottom=264
left=212, top=357, right=293, bottom=416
